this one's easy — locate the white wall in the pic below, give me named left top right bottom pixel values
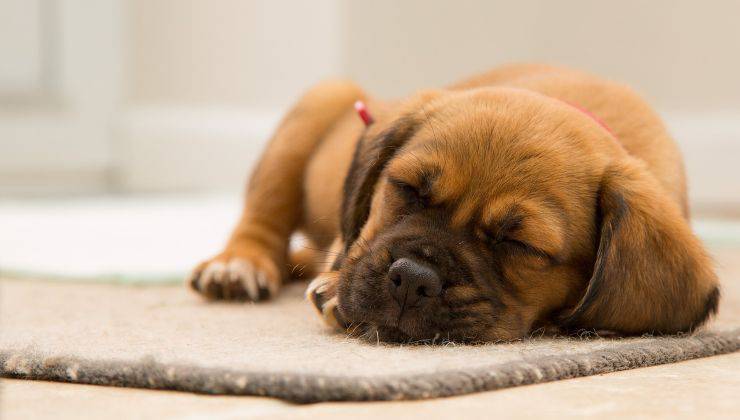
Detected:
left=345, top=0, right=740, bottom=112
left=117, top=0, right=343, bottom=192
left=127, top=0, right=343, bottom=109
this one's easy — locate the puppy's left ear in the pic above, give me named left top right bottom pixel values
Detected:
left=561, top=157, right=720, bottom=334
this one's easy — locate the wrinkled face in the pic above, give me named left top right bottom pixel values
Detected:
left=334, top=91, right=608, bottom=343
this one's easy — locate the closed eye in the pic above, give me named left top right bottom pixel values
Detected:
left=502, top=238, right=553, bottom=261
left=389, top=178, right=430, bottom=208
left=479, top=229, right=554, bottom=263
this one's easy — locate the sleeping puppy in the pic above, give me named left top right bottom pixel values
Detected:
left=189, top=63, right=720, bottom=343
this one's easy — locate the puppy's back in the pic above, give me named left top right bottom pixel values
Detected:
left=451, top=63, right=688, bottom=215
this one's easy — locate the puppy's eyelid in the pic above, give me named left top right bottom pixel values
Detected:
left=389, top=178, right=431, bottom=207
left=478, top=228, right=552, bottom=258
left=504, top=237, right=555, bottom=261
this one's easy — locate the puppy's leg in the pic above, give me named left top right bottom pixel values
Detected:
left=190, top=81, right=365, bottom=301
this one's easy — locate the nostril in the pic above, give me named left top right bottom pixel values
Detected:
left=416, top=285, right=427, bottom=297
left=391, top=272, right=402, bottom=287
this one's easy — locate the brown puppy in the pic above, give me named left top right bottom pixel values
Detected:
left=189, top=63, right=720, bottom=343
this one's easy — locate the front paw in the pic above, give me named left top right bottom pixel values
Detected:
left=189, top=250, right=281, bottom=302
left=306, top=274, right=346, bottom=329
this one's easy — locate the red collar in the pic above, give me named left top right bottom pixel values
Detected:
left=560, top=99, right=615, bottom=137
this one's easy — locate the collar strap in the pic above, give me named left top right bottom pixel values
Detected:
left=354, top=98, right=615, bottom=138
left=559, top=99, right=615, bottom=138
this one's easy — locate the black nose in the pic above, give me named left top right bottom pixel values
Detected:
left=388, top=257, right=442, bottom=308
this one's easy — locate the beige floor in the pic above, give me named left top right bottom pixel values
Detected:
left=2, top=246, right=740, bottom=419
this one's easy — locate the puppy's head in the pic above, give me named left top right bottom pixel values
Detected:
left=333, top=88, right=719, bottom=343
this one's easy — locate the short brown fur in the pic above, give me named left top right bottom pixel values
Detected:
left=190, top=64, right=719, bottom=342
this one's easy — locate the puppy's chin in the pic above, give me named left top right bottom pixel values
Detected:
left=347, top=321, right=502, bottom=345
left=362, top=325, right=442, bottom=344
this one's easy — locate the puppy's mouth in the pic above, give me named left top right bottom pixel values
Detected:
left=336, top=252, right=495, bottom=343
left=338, top=310, right=443, bottom=344
left=359, top=324, right=443, bottom=344
left=345, top=316, right=490, bottom=344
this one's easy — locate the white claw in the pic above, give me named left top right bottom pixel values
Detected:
left=305, top=274, right=341, bottom=329
left=242, top=268, right=260, bottom=300
left=228, top=267, right=241, bottom=283
left=322, top=296, right=340, bottom=326
left=224, top=259, right=247, bottom=296
left=199, top=261, right=226, bottom=290
left=255, top=271, right=273, bottom=296
left=306, top=274, right=331, bottom=301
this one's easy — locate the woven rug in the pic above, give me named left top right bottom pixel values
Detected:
left=2, top=279, right=738, bottom=403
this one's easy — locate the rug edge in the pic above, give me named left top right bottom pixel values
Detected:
left=2, top=329, right=739, bottom=403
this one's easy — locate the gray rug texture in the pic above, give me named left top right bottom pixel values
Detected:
left=1, top=279, right=738, bottom=403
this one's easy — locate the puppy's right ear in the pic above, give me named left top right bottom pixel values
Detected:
left=560, top=157, right=720, bottom=334
left=340, top=116, right=420, bottom=249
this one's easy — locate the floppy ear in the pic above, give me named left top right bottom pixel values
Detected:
left=561, top=158, right=720, bottom=334
left=340, top=116, right=420, bottom=249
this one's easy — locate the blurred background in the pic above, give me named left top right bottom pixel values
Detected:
left=1, top=0, right=740, bottom=280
